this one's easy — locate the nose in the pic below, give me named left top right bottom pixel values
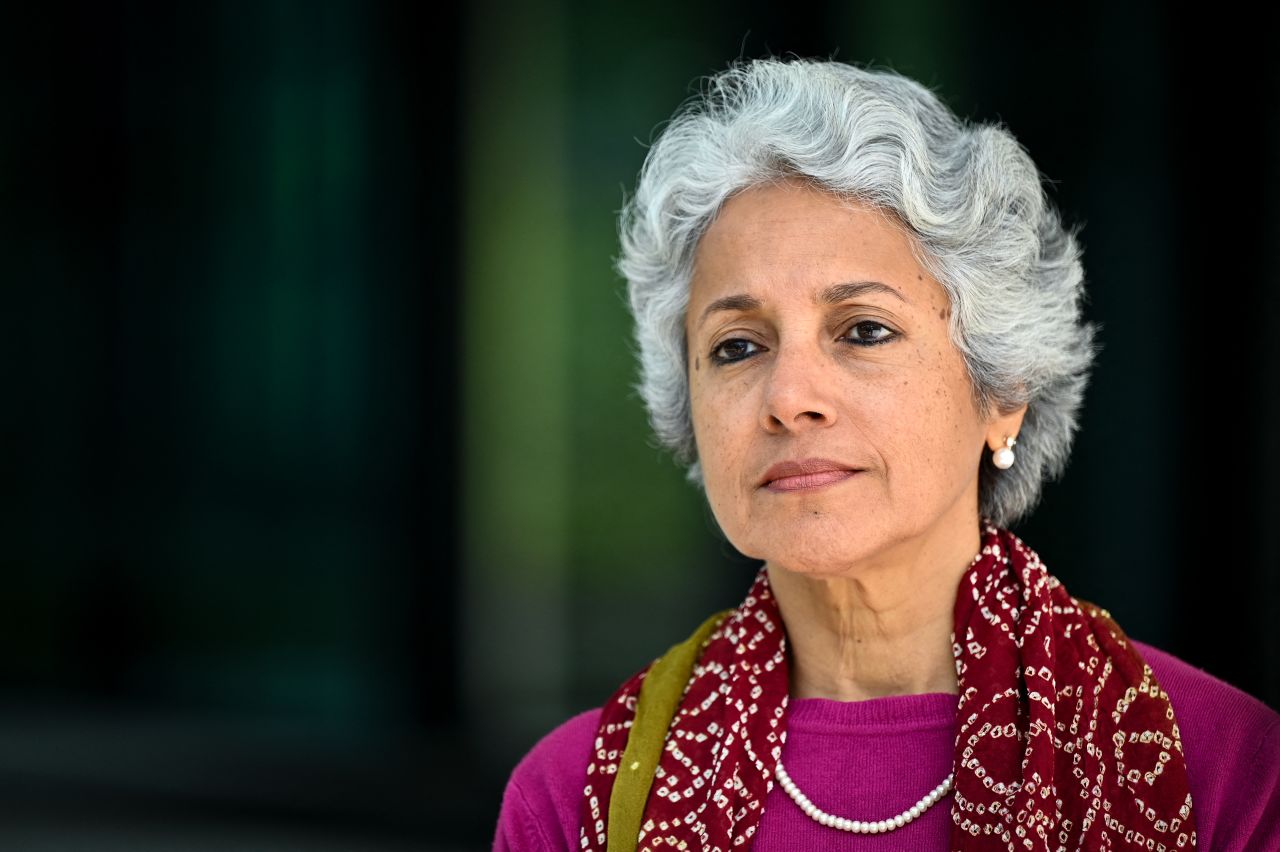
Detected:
left=759, top=340, right=839, bottom=434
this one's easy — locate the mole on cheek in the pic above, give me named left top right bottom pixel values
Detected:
left=695, top=356, right=700, bottom=371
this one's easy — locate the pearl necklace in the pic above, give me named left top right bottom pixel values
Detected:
left=773, top=758, right=953, bottom=834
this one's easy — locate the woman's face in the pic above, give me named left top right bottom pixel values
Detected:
left=686, top=177, right=1025, bottom=576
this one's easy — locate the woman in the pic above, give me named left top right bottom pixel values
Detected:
left=493, top=57, right=1279, bottom=850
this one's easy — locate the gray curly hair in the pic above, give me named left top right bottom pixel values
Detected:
left=617, top=56, right=1100, bottom=528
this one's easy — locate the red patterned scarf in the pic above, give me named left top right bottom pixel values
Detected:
left=579, top=519, right=1197, bottom=850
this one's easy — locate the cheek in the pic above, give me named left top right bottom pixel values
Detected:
left=856, top=359, right=979, bottom=488
left=898, top=368, right=981, bottom=484
left=691, top=380, right=755, bottom=495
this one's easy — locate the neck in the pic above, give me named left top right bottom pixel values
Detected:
left=766, top=513, right=981, bottom=702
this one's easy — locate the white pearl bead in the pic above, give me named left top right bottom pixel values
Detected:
left=993, top=447, right=1015, bottom=469
left=774, top=757, right=952, bottom=834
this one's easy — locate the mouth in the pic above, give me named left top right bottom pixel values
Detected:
left=759, top=458, right=862, bottom=493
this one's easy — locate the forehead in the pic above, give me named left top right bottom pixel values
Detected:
left=689, top=179, right=937, bottom=309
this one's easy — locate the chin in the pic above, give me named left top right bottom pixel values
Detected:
left=750, top=527, right=883, bottom=577
left=719, top=494, right=881, bottom=556
left=754, top=500, right=888, bottom=560
left=766, top=552, right=873, bottom=579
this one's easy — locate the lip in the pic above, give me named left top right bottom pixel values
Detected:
left=759, top=457, right=862, bottom=493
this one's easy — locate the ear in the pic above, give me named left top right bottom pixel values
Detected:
left=984, top=402, right=1028, bottom=453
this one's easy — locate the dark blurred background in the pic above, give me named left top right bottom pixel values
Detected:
left=1, top=1, right=1276, bottom=849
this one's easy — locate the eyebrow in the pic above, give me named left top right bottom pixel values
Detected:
left=695, top=280, right=908, bottom=330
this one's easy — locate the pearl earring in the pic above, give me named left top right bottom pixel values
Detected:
left=992, top=435, right=1017, bottom=470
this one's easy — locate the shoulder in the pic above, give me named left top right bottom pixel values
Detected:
left=493, top=707, right=603, bottom=852
left=1131, top=638, right=1280, bottom=850
left=1132, top=638, right=1278, bottom=745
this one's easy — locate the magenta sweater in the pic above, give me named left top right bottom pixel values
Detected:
left=494, top=639, right=1279, bottom=851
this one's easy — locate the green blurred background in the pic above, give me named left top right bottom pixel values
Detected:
left=1, top=1, right=1276, bottom=849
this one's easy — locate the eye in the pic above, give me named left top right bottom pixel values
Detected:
left=709, top=337, right=763, bottom=365
left=843, top=319, right=898, bottom=346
